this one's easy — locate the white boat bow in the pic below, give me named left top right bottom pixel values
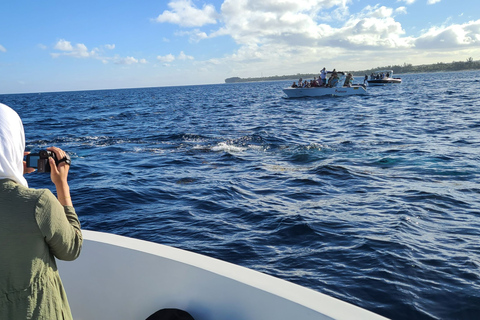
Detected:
left=58, top=230, right=388, bottom=320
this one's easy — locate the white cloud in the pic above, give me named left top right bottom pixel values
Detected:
left=0, top=44, right=6, bottom=52
left=187, top=1, right=442, bottom=78
left=155, top=0, right=218, bottom=27
left=151, top=1, right=415, bottom=79
left=334, top=5, right=414, bottom=49
left=43, top=2, right=478, bottom=84
left=217, top=0, right=346, bottom=48
left=157, top=54, right=176, bottom=62
left=178, top=51, right=194, bottom=60
left=395, top=6, right=407, bottom=14
left=415, top=19, right=480, bottom=49
left=114, top=56, right=140, bottom=65
left=109, top=56, right=148, bottom=65
left=175, top=29, right=209, bottom=42
left=54, top=39, right=73, bottom=51
left=157, top=52, right=194, bottom=64
left=216, top=2, right=413, bottom=51
left=427, top=0, right=441, bottom=4
left=368, top=5, right=394, bottom=18
left=160, top=0, right=480, bottom=78
left=52, top=39, right=98, bottom=58
left=51, top=39, right=148, bottom=67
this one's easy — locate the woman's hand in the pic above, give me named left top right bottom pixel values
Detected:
left=23, top=152, right=36, bottom=174
left=47, top=147, right=70, bottom=185
left=47, top=146, right=73, bottom=206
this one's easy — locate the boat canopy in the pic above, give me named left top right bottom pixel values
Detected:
left=327, top=71, right=346, bottom=75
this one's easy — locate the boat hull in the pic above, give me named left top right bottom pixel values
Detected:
left=367, top=78, right=402, bottom=86
left=58, top=230, right=387, bottom=320
left=283, top=86, right=366, bottom=98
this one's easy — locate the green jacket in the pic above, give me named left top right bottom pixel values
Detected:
left=0, top=179, right=83, bottom=320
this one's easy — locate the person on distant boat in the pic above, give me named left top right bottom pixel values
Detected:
left=343, top=73, right=353, bottom=87
left=327, top=69, right=339, bottom=87
left=320, top=68, right=327, bottom=86
left=0, top=103, right=82, bottom=320
left=364, top=74, right=368, bottom=85
left=291, top=82, right=298, bottom=88
left=327, top=75, right=333, bottom=87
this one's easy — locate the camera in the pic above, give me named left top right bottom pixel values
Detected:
left=26, top=150, right=58, bottom=173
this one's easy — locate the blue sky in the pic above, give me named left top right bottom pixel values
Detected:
left=1, top=0, right=479, bottom=94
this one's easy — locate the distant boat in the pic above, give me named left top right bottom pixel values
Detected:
left=367, top=70, right=402, bottom=86
left=59, top=230, right=388, bottom=320
left=283, top=72, right=367, bottom=98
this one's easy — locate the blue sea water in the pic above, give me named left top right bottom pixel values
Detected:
left=1, top=71, right=480, bottom=319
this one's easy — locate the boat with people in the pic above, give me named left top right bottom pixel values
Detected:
left=283, top=71, right=367, bottom=98
left=367, top=70, right=402, bottom=86
left=58, top=230, right=388, bottom=320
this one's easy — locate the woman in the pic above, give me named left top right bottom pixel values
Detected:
left=0, top=103, right=83, bottom=319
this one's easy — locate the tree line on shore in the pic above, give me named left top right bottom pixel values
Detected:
left=224, top=58, right=480, bottom=83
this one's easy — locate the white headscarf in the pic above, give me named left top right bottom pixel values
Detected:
left=0, top=103, right=28, bottom=187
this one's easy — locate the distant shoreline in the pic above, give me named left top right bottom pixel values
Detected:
left=225, top=58, right=480, bottom=83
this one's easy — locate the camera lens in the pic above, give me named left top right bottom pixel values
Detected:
left=39, top=150, right=49, bottom=158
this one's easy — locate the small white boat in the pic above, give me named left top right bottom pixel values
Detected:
left=283, top=85, right=367, bottom=98
left=367, top=70, right=402, bottom=86
left=59, top=230, right=388, bottom=320
left=283, top=72, right=367, bottom=98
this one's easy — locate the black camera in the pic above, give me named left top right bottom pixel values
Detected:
left=26, top=150, right=58, bottom=173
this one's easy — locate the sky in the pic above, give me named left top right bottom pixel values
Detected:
left=1, top=0, right=480, bottom=94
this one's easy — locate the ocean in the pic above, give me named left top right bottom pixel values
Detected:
left=1, top=70, right=479, bottom=319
